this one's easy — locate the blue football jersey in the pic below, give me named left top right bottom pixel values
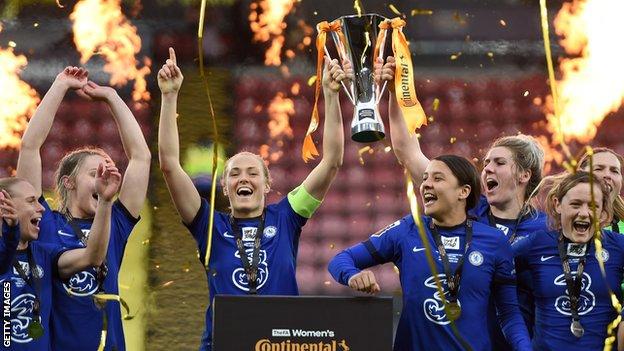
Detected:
left=470, top=195, right=548, bottom=349
left=328, top=215, right=531, bottom=351
left=1, top=223, right=66, bottom=351
left=187, top=196, right=308, bottom=351
left=36, top=197, right=139, bottom=351
left=513, top=230, right=624, bottom=350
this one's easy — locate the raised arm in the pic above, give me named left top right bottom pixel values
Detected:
left=376, top=56, right=429, bottom=184
left=299, top=57, right=345, bottom=200
left=57, top=161, right=120, bottom=279
left=16, top=67, right=88, bottom=196
left=81, top=82, right=151, bottom=218
left=157, top=47, right=201, bottom=224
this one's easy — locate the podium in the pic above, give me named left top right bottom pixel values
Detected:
left=213, top=295, right=393, bottom=350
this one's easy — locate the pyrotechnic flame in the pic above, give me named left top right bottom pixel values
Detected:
left=545, top=0, right=624, bottom=144
left=249, top=0, right=296, bottom=66
left=70, top=0, right=151, bottom=102
left=259, top=92, right=294, bottom=163
left=0, top=27, right=40, bottom=149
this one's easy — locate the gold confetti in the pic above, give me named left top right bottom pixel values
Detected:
left=499, top=19, right=507, bottom=26
left=324, top=281, right=331, bottom=285
left=155, top=265, right=160, bottom=269
left=183, top=268, right=190, bottom=273
left=428, top=116, right=434, bottom=122
left=329, top=244, right=335, bottom=249
left=450, top=137, right=457, bottom=144
left=450, top=52, right=462, bottom=60
left=307, top=75, right=317, bottom=86
left=153, top=206, right=158, bottom=210
left=411, top=9, right=433, bottom=16
left=313, top=11, right=318, bottom=15
left=56, top=0, right=65, bottom=8
left=354, top=0, right=363, bottom=16
left=487, top=52, right=494, bottom=58
left=141, top=239, right=150, bottom=245
left=33, top=23, right=39, bottom=27
left=161, top=281, right=174, bottom=288
left=523, top=90, right=529, bottom=97
left=384, top=146, right=392, bottom=152
left=389, top=4, right=402, bottom=15
left=8, top=41, right=16, bottom=48
left=432, top=98, right=440, bottom=111
left=366, top=202, right=371, bottom=207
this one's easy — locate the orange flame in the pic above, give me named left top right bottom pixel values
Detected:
left=546, top=0, right=624, bottom=144
left=70, top=0, right=151, bottom=102
left=249, top=0, right=296, bottom=66
left=0, top=27, right=40, bottom=149
left=259, top=92, right=294, bottom=163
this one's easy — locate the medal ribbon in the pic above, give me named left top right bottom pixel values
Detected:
left=302, top=20, right=342, bottom=162
left=12, top=247, right=43, bottom=339
left=230, top=213, right=266, bottom=294
left=556, top=233, right=587, bottom=337
left=429, top=219, right=474, bottom=304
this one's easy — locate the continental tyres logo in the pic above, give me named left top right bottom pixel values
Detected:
left=255, top=339, right=350, bottom=351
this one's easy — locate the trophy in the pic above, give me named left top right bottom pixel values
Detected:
left=301, top=14, right=425, bottom=161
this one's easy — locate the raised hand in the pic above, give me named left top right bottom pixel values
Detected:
left=374, top=56, right=396, bottom=92
left=322, top=56, right=347, bottom=93
left=79, top=81, right=116, bottom=102
left=0, top=190, right=18, bottom=227
left=95, top=162, right=122, bottom=202
left=55, top=66, right=89, bottom=90
left=347, top=270, right=381, bottom=295
left=158, top=47, right=184, bottom=95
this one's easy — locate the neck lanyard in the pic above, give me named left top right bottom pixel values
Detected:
left=429, top=219, right=473, bottom=320
left=68, top=220, right=108, bottom=293
left=556, top=233, right=588, bottom=338
left=229, top=212, right=265, bottom=295
left=12, top=247, right=44, bottom=339
left=487, top=210, right=525, bottom=243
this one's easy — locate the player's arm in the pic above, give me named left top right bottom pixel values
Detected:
left=492, top=239, right=532, bottom=351
left=157, top=47, right=201, bottom=225
left=0, top=191, right=20, bottom=274
left=298, top=57, right=345, bottom=201
left=57, top=162, right=120, bottom=279
left=17, top=67, right=89, bottom=196
left=81, top=82, right=151, bottom=218
left=375, top=56, right=429, bottom=185
left=328, top=219, right=405, bottom=294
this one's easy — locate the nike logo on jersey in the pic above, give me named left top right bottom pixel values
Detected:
left=540, top=255, right=555, bottom=262
left=413, top=247, right=426, bottom=253
left=223, top=231, right=234, bottom=238
left=58, top=230, right=75, bottom=237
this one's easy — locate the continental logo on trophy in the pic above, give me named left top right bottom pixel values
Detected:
left=254, top=338, right=351, bottom=351
left=301, top=14, right=426, bottom=161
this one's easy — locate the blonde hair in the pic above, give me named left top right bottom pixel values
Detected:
left=578, top=147, right=624, bottom=221
left=545, top=171, right=613, bottom=230
left=54, top=146, right=109, bottom=218
left=489, top=134, right=545, bottom=201
left=222, top=151, right=272, bottom=186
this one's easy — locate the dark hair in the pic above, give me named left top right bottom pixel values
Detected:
left=433, top=155, right=481, bottom=211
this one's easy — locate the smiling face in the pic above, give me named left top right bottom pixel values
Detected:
left=581, top=151, right=622, bottom=202
left=67, top=154, right=105, bottom=218
left=482, top=146, right=528, bottom=209
left=223, top=153, right=270, bottom=218
left=8, top=180, right=45, bottom=242
left=555, top=182, right=604, bottom=243
left=420, top=160, right=470, bottom=221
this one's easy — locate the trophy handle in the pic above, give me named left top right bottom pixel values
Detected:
left=323, top=45, right=356, bottom=105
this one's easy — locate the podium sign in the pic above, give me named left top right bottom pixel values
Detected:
left=213, top=295, right=393, bottom=351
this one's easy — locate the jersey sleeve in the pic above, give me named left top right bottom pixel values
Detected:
left=39, top=242, right=70, bottom=278
left=108, top=200, right=140, bottom=266
left=0, top=221, right=20, bottom=275
left=493, top=235, right=532, bottom=351
left=328, top=218, right=406, bottom=286
left=511, top=232, right=537, bottom=273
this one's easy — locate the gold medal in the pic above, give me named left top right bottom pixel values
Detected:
left=28, top=319, right=44, bottom=339
left=446, top=301, right=461, bottom=321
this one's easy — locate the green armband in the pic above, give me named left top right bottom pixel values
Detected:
left=287, top=186, right=322, bottom=219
